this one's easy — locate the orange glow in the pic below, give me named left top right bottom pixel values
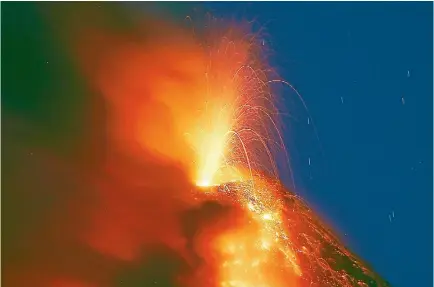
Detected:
left=70, top=11, right=386, bottom=285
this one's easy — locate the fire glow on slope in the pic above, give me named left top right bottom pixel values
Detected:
left=214, top=178, right=302, bottom=287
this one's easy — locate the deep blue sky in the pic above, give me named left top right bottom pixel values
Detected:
left=202, top=2, right=432, bottom=287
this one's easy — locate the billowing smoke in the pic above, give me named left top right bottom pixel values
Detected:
left=2, top=3, right=247, bottom=287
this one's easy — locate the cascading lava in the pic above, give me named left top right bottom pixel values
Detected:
left=2, top=3, right=391, bottom=287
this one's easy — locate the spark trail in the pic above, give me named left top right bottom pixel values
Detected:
left=186, top=16, right=390, bottom=287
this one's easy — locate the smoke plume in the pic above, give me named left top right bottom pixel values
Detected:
left=3, top=3, right=245, bottom=287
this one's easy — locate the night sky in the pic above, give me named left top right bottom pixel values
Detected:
left=2, top=2, right=433, bottom=287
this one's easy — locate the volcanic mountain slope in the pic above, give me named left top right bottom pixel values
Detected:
left=208, top=180, right=391, bottom=287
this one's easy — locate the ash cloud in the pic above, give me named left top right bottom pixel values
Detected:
left=2, top=3, right=238, bottom=287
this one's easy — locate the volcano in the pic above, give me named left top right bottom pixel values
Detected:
left=2, top=3, right=394, bottom=287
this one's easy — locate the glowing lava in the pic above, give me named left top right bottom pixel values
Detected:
left=213, top=177, right=302, bottom=287
left=185, top=18, right=302, bottom=287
